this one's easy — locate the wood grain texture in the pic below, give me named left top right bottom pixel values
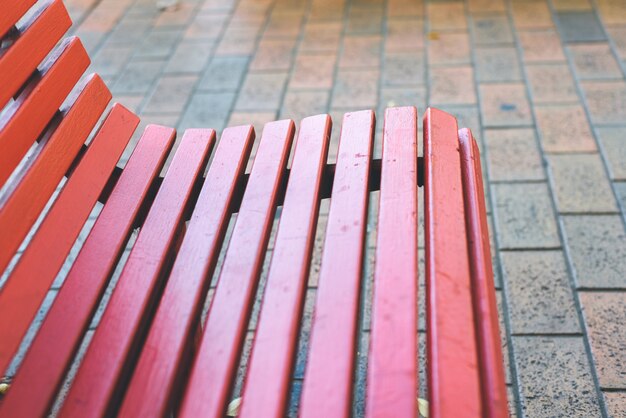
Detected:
left=179, top=120, right=295, bottom=418
left=366, top=107, right=418, bottom=418
left=0, top=36, right=90, bottom=187
left=0, top=103, right=135, bottom=378
left=0, top=0, right=38, bottom=38
left=0, top=111, right=169, bottom=418
left=118, top=126, right=253, bottom=418
left=0, top=74, right=110, bottom=299
left=0, top=0, right=71, bottom=108
left=299, top=110, right=374, bottom=418
left=423, top=108, right=482, bottom=418
left=239, top=115, right=332, bottom=418
left=459, top=128, right=508, bottom=418
left=59, top=129, right=213, bottom=418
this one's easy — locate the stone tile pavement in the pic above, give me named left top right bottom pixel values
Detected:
left=8, top=0, right=626, bottom=416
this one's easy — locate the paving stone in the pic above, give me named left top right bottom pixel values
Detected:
left=604, top=392, right=626, bottom=417
left=511, top=1, right=554, bottom=29
left=562, top=215, right=626, bottom=288
left=514, top=336, right=603, bottom=416
left=112, top=60, right=166, bottom=95
left=135, top=29, right=182, bottom=59
left=475, top=47, right=522, bottom=82
left=90, top=44, right=133, bottom=77
left=234, top=72, right=289, bottom=111
left=597, top=0, right=626, bottom=25
left=606, top=26, right=626, bottom=59
left=479, top=83, right=532, bottom=127
left=519, top=30, right=566, bottom=62
left=526, top=64, right=579, bottom=104
left=250, top=38, right=297, bottom=71
left=388, top=0, right=423, bottom=17
left=492, top=183, right=560, bottom=249
left=198, top=56, right=249, bottom=92
left=484, top=128, right=544, bottom=181
left=430, top=66, right=476, bottom=105
left=496, top=292, right=512, bottom=383
left=226, top=111, right=277, bottom=137
left=386, top=18, right=424, bottom=52
left=596, top=127, right=626, bottom=180
left=444, top=106, right=481, bottom=141
left=346, top=6, right=383, bottom=34
left=557, top=11, right=606, bottom=42
left=280, top=90, right=329, bottom=123
left=290, top=53, right=337, bottom=90
left=184, top=12, right=228, bottom=40
left=164, top=40, right=214, bottom=74
left=553, top=0, right=592, bottom=11
left=178, top=91, right=236, bottom=132
left=616, top=182, right=626, bottom=210
left=428, top=2, right=467, bottom=31
left=106, top=15, right=152, bottom=45
left=143, top=75, right=197, bottom=114
left=300, top=21, right=342, bottom=52
left=383, top=52, right=425, bottom=86
left=549, top=154, right=618, bottom=213
left=535, top=105, right=597, bottom=153
left=339, top=35, right=382, bottom=69
left=215, top=26, right=261, bottom=56
left=428, top=32, right=471, bottom=66
left=570, top=43, right=622, bottom=80
left=471, top=15, right=514, bottom=45
left=582, top=81, right=626, bottom=124
left=264, top=10, right=305, bottom=39
left=379, top=87, right=426, bottom=115
left=332, top=69, right=379, bottom=108
left=579, top=292, right=626, bottom=388
left=501, top=251, right=580, bottom=334
left=468, top=0, right=506, bottom=13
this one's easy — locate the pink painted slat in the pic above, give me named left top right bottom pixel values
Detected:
left=459, top=128, right=508, bottom=418
left=0, top=74, right=110, bottom=302
left=239, top=115, right=332, bottom=418
left=59, top=129, right=214, bottom=418
left=0, top=36, right=90, bottom=187
left=0, top=104, right=136, bottom=376
left=118, top=125, right=254, bottom=418
left=299, top=110, right=374, bottom=418
left=0, top=0, right=38, bottom=38
left=0, top=0, right=71, bottom=108
left=366, top=107, right=418, bottom=418
left=424, top=108, right=482, bottom=418
left=179, top=120, right=295, bottom=418
left=0, top=124, right=174, bottom=418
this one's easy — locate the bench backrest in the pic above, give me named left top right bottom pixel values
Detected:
left=0, top=2, right=508, bottom=417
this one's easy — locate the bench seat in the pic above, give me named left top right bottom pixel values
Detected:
left=0, top=1, right=507, bottom=417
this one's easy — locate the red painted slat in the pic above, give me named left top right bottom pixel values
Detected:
left=366, top=107, right=418, bottom=418
left=0, top=74, right=110, bottom=293
left=0, top=124, right=174, bottom=418
left=118, top=126, right=253, bottom=418
left=299, top=110, right=374, bottom=418
left=239, top=115, right=332, bottom=418
left=58, top=129, right=213, bottom=418
left=0, top=36, right=90, bottom=187
left=459, top=128, right=508, bottom=418
left=0, top=0, right=71, bottom=108
left=179, top=120, right=295, bottom=418
left=0, top=0, right=38, bottom=38
left=423, top=108, right=482, bottom=418
left=0, top=103, right=135, bottom=376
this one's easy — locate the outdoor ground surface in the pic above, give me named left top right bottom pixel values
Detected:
left=20, top=0, right=626, bottom=416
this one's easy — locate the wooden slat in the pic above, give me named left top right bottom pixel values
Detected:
left=179, top=120, right=295, bottom=418
left=0, top=0, right=71, bottom=108
left=118, top=126, right=253, bottom=418
left=0, top=125, right=174, bottom=418
left=239, top=115, right=332, bottom=418
left=0, top=74, right=110, bottom=288
left=366, top=107, right=418, bottom=418
left=0, top=36, right=90, bottom=187
left=59, top=129, right=213, bottom=418
left=459, top=128, right=508, bottom=418
left=0, top=0, right=38, bottom=38
left=423, top=108, right=482, bottom=417
left=299, top=110, right=374, bottom=418
left=0, top=103, right=136, bottom=375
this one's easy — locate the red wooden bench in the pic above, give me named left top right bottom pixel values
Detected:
left=0, top=1, right=508, bottom=417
